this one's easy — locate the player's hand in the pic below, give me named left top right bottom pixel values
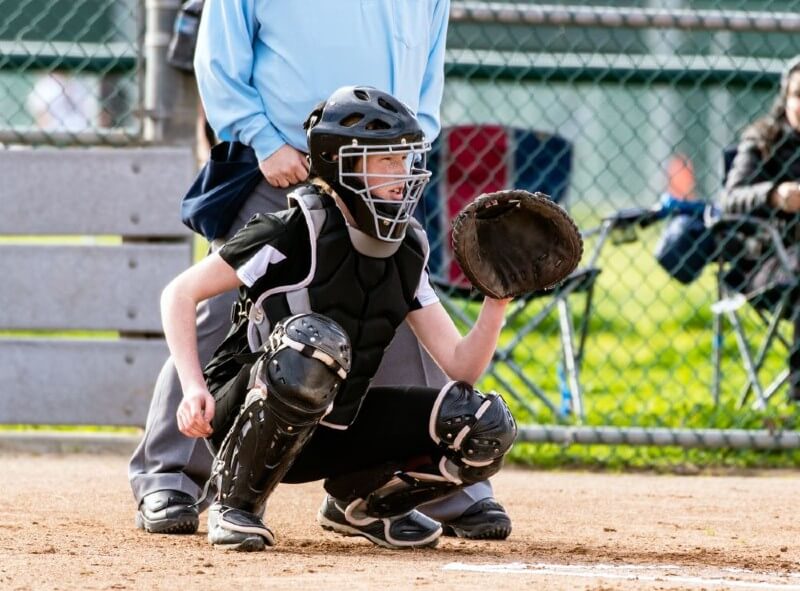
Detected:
left=259, top=144, right=310, bottom=188
left=177, top=388, right=215, bottom=438
left=772, top=181, right=800, bottom=212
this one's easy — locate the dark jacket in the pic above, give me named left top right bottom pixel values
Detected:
left=719, top=123, right=800, bottom=307
left=722, top=123, right=800, bottom=225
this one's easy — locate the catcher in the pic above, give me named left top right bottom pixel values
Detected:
left=162, top=86, right=582, bottom=551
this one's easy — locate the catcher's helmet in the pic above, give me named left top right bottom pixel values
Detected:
left=305, top=86, right=431, bottom=242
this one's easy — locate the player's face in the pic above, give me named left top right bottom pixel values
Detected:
left=354, top=153, right=409, bottom=200
left=786, top=72, right=800, bottom=131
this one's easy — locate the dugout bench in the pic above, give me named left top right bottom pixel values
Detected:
left=0, top=147, right=194, bottom=427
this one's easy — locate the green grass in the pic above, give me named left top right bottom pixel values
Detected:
left=446, top=225, right=800, bottom=470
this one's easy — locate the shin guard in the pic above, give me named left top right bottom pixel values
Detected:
left=213, top=314, right=351, bottom=514
left=325, top=381, right=517, bottom=518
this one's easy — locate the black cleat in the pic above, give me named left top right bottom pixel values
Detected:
left=440, top=498, right=512, bottom=540
left=135, top=490, right=199, bottom=535
left=317, top=495, right=441, bottom=549
left=207, top=503, right=274, bottom=551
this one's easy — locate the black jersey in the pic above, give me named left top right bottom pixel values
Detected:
left=205, top=184, right=438, bottom=428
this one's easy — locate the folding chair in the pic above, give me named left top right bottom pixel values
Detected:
left=709, top=146, right=797, bottom=409
left=419, top=124, right=599, bottom=421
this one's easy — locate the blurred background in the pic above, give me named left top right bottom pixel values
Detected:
left=2, top=0, right=800, bottom=470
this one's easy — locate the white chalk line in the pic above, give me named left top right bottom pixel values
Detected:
left=442, top=562, right=800, bottom=590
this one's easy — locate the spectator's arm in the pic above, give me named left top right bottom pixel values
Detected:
left=720, top=140, right=778, bottom=215
left=194, top=0, right=284, bottom=161
left=417, top=0, right=450, bottom=142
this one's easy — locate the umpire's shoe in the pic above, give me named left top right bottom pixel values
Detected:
left=441, top=498, right=512, bottom=540
left=317, top=495, right=441, bottom=549
left=207, top=503, right=275, bottom=552
left=135, top=490, right=199, bottom=535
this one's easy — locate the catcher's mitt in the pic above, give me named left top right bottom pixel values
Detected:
left=452, top=190, right=583, bottom=299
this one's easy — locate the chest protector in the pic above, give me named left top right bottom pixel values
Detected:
left=245, top=185, right=429, bottom=429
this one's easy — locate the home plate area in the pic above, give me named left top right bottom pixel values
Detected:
left=443, top=561, right=800, bottom=590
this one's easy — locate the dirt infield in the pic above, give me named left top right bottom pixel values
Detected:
left=2, top=453, right=800, bottom=590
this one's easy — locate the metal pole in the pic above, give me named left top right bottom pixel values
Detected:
left=0, top=129, right=139, bottom=146
left=517, top=424, right=800, bottom=450
left=143, top=0, right=197, bottom=144
left=450, top=2, right=800, bottom=33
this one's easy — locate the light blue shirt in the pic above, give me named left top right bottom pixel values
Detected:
left=195, top=0, right=450, bottom=162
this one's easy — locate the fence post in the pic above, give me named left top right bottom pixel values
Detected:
left=143, top=0, right=197, bottom=144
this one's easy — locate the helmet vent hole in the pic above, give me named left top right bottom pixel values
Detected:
left=353, top=89, right=370, bottom=101
left=340, top=113, right=364, bottom=127
left=377, top=97, right=398, bottom=113
left=365, top=118, right=391, bottom=131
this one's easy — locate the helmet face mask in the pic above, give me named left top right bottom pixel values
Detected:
left=306, top=86, right=432, bottom=242
left=338, top=141, right=431, bottom=242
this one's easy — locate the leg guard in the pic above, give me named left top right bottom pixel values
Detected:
left=317, top=494, right=441, bottom=549
left=213, top=313, right=351, bottom=516
left=429, top=380, right=518, bottom=484
left=324, top=381, right=517, bottom=519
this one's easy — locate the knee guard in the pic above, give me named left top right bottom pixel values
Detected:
left=324, top=381, right=516, bottom=518
left=430, top=381, right=517, bottom=484
left=214, top=313, right=351, bottom=514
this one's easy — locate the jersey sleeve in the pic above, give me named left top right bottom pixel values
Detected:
left=411, top=268, right=440, bottom=310
left=218, top=212, right=291, bottom=287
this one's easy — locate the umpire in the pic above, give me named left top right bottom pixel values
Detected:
left=129, top=0, right=513, bottom=541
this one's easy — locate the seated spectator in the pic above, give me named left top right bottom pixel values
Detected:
left=719, top=55, right=800, bottom=401
left=26, top=72, right=99, bottom=132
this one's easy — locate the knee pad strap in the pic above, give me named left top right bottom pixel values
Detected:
left=324, top=461, right=459, bottom=519
left=429, top=381, right=517, bottom=480
left=252, top=313, right=352, bottom=420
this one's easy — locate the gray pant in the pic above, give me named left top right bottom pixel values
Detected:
left=128, top=180, right=493, bottom=522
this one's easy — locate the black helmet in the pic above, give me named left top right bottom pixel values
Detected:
left=305, top=86, right=431, bottom=242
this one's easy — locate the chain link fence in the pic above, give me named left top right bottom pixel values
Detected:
left=0, top=0, right=141, bottom=145
left=3, top=0, right=800, bottom=466
left=423, top=1, right=800, bottom=468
